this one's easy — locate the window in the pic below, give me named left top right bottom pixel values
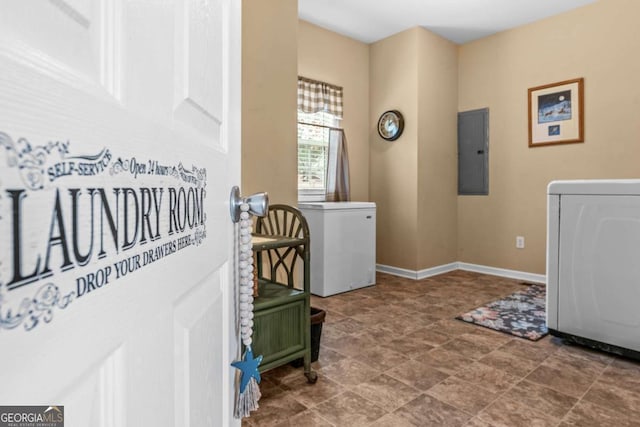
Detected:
left=297, top=111, right=340, bottom=201
left=297, top=76, right=349, bottom=202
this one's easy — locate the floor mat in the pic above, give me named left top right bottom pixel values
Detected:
left=455, top=283, right=548, bottom=341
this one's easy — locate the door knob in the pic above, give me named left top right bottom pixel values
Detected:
left=229, top=186, right=269, bottom=223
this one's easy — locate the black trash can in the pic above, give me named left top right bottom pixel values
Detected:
left=291, top=307, right=326, bottom=367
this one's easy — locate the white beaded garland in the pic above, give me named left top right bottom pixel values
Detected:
left=238, top=202, right=256, bottom=348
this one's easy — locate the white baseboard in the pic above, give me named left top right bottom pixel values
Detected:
left=376, top=261, right=546, bottom=284
left=376, top=262, right=458, bottom=280
left=375, top=264, right=420, bottom=280
left=416, top=263, right=459, bottom=280
left=457, top=262, right=546, bottom=284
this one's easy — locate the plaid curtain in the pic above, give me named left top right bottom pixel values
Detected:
left=297, top=76, right=343, bottom=118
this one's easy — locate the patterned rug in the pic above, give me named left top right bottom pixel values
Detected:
left=456, top=283, right=548, bottom=341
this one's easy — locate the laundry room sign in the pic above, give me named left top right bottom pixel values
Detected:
left=0, top=131, right=208, bottom=332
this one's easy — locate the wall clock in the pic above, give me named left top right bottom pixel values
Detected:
left=377, top=110, right=404, bottom=141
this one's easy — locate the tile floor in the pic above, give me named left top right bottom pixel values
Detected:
left=242, top=270, right=640, bottom=427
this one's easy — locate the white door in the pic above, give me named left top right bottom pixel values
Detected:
left=0, top=1, right=241, bottom=426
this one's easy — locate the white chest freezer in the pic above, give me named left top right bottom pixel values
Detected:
left=547, top=179, right=640, bottom=359
left=298, top=202, right=376, bottom=297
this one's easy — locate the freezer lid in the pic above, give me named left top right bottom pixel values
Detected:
left=548, top=179, right=640, bottom=196
left=298, top=201, right=376, bottom=210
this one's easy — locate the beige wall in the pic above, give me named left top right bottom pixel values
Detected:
left=370, top=28, right=458, bottom=271
left=298, top=21, right=370, bottom=202
left=458, top=0, right=640, bottom=274
left=299, top=23, right=458, bottom=271
left=417, top=29, right=459, bottom=268
left=370, top=29, right=419, bottom=270
left=241, top=0, right=298, bottom=205
left=241, top=0, right=640, bottom=276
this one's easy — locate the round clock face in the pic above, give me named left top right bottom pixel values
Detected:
left=377, top=110, right=404, bottom=141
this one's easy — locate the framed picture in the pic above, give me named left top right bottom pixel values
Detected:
left=528, top=78, right=584, bottom=147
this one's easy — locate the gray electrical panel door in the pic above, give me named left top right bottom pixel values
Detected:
left=458, top=108, right=489, bottom=195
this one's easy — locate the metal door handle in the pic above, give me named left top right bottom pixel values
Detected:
left=229, top=186, right=269, bottom=223
left=477, top=150, right=485, bottom=154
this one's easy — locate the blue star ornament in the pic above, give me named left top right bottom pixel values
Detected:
left=231, top=347, right=263, bottom=393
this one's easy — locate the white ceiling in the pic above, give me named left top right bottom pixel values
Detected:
left=298, top=0, right=598, bottom=44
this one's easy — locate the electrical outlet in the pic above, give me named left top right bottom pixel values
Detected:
left=516, top=236, right=525, bottom=249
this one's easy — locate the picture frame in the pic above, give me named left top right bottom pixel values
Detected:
left=528, top=77, right=584, bottom=147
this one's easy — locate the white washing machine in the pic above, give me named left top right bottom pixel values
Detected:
left=547, top=179, right=640, bottom=358
left=298, top=202, right=376, bottom=297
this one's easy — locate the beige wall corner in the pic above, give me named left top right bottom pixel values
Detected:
left=370, top=27, right=459, bottom=271
left=458, top=0, right=640, bottom=274
left=417, top=28, right=459, bottom=269
left=241, top=0, right=298, bottom=205
left=298, top=20, right=370, bottom=202
left=370, top=29, right=420, bottom=270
